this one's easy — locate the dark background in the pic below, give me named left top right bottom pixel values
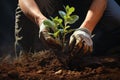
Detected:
left=0, top=0, right=120, bottom=57
left=0, top=0, right=18, bottom=56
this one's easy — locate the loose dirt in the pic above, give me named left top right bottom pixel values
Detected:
left=0, top=50, right=120, bottom=80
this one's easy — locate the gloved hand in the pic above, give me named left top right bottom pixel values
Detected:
left=39, top=21, right=61, bottom=49
left=69, top=28, right=93, bottom=56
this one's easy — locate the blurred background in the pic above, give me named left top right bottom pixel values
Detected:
left=0, top=0, right=17, bottom=57
left=0, top=0, right=120, bottom=57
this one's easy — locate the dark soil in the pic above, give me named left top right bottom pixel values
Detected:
left=0, top=50, right=120, bottom=80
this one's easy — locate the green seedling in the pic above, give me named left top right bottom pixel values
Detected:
left=43, top=5, right=79, bottom=51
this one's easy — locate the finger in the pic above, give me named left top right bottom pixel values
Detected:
left=39, top=32, right=50, bottom=48
left=75, top=41, right=85, bottom=56
left=40, top=32, right=61, bottom=49
left=70, top=46, right=79, bottom=57
left=89, top=46, right=93, bottom=53
left=76, top=41, right=89, bottom=56
left=83, top=43, right=93, bottom=54
left=70, top=39, right=83, bottom=57
left=46, top=37, right=62, bottom=49
left=75, top=36, right=82, bottom=48
left=81, top=35, right=93, bottom=53
left=69, top=35, right=76, bottom=52
left=87, top=46, right=93, bottom=53
left=82, top=42, right=89, bottom=54
left=73, top=37, right=83, bottom=54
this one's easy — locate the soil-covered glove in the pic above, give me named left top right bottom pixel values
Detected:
left=39, top=21, right=61, bottom=49
left=69, top=28, right=93, bottom=56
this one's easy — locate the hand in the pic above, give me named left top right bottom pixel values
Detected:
left=69, top=28, right=93, bottom=56
left=39, top=21, right=61, bottom=49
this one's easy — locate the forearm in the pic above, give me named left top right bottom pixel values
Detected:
left=19, top=0, right=46, bottom=25
left=80, top=0, right=107, bottom=33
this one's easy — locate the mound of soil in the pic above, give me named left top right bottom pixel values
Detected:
left=0, top=50, right=120, bottom=80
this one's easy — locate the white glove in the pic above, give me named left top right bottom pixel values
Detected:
left=69, top=28, right=93, bottom=55
left=39, top=21, right=61, bottom=49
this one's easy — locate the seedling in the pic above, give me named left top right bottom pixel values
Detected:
left=43, top=5, right=79, bottom=51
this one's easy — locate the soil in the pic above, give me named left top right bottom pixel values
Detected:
left=0, top=50, right=120, bottom=80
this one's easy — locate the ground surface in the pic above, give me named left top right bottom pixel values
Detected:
left=0, top=50, right=120, bottom=80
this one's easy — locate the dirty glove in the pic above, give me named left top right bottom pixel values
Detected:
left=69, top=28, right=93, bottom=55
left=39, top=21, right=61, bottom=49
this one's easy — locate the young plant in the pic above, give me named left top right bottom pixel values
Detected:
left=43, top=5, right=79, bottom=51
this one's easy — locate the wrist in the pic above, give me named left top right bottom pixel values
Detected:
left=80, top=21, right=95, bottom=33
left=39, top=19, right=48, bottom=32
left=77, top=27, right=91, bottom=37
left=37, top=17, right=47, bottom=26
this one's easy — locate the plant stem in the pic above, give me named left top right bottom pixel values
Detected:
left=62, top=22, right=67, bottom=51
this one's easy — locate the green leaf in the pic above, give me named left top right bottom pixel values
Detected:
left=53, top=17, right=63, bottom=26
left=59, top=11, right=66, bottom=19
left=71, top=15, right=79, bottom=23
left=53, top=30, right=60, bottom=38
left=65, top=26, right=70, bottom=30
left=43, top=19, right=55, bottom=28
left=67, top=7, right=75, bottom=15
left=65, top=5, right=70, bottom=12
left=43, top=19, right=56, bottom=32
left=64, top=29, right=68, bottom=33
left=48, top=32, right=54, bottom=36
left=67, top=29, right=77, bottom=34
left=66, top=15, right=79, bottom=24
